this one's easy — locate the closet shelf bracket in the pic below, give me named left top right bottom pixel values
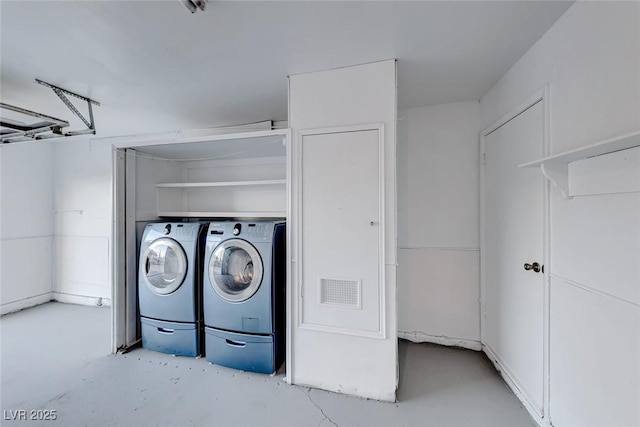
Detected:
left=540, top=162, right=571, bottom=199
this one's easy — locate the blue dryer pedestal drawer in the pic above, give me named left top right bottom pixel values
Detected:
left=141, top=317, right=200, bottom=357
left=205, top=327, right=275, bottom=374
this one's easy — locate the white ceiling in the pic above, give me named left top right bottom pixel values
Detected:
left=0, top=1, right=573, bottom=137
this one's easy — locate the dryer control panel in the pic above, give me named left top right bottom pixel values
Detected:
left=206, top=221, right=279, bottom=242
left=239, top=222, right=273, bottom=240
left=143, top=222, right=201, bottom=242
left=172, top=223, right=199, bottom=237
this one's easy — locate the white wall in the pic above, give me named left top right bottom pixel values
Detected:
left=397, top=102, right=481, bottom=349
left=480, top=2, right=640, bottom=426
left=134, top=152, right=182, bottom=221
left=0, top=142, right=54, bottom=314
left=52, top=138, right=113, bottom=306
left=0, top=138, right=114, bottom=312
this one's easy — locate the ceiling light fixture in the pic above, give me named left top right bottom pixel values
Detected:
left=181, top=0, right=207, bottom=14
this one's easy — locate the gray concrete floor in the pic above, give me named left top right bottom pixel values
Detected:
left=1, top=302, right=535, bottom=427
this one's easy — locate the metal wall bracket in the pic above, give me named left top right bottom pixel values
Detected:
left=36, top=79, right=100, bottom=136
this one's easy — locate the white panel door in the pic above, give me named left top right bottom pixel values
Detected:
left=300, top=127, right=384, bottom=336
left=483, top=101, right=545, bottom=414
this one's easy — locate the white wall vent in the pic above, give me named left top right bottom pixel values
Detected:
left=319, top=278, right=361, bottom=308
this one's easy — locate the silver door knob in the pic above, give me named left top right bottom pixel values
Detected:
left=524, top=262, right=543, bottom=273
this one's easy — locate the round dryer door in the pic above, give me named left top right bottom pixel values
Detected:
left=209, top=239, right=263, bottom=302
left=142, top=238, right=187, bottom=295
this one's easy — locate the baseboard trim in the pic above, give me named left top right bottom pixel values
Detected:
left=482, top=344, right=549, bottom=427
left=52, top=292, right=112, bottom=307
left=1, top=293, right=54, bottom=315
left=398, top=331, right=482, bottom=351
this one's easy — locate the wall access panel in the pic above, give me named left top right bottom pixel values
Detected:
left=300, top=125, right=384, bottom=337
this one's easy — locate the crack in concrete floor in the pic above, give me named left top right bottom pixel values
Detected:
left=304, top=387, right=338, bottom=427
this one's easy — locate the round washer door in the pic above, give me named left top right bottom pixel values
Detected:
left=141, top=238, right=187, bottom=295
left=209, top=239, right=263, bottom=302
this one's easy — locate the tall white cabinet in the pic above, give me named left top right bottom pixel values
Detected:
left=288, top=60, right=398, bottom=401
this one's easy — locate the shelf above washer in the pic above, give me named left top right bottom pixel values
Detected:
left=156, top=179, right=286, bottom=189
left=519, top=130, right=640, bottom=198
left=158, top=211, right=287, bottom=219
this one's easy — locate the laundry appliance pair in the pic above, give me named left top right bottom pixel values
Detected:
left=137, top=220, right=285, bottom=374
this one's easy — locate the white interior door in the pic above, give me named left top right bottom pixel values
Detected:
left=483, top=100, right=545, bottom=415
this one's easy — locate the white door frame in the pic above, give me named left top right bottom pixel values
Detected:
left=479, top=86, right=551, bottom=424
left=112, top=147, right=126, bottom=353
left=111, top=147, right=140, bottom=353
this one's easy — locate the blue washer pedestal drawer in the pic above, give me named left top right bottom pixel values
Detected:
left=141, top=317, right=200, bottom=357
left=205, top=327, right=275, bottom=374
